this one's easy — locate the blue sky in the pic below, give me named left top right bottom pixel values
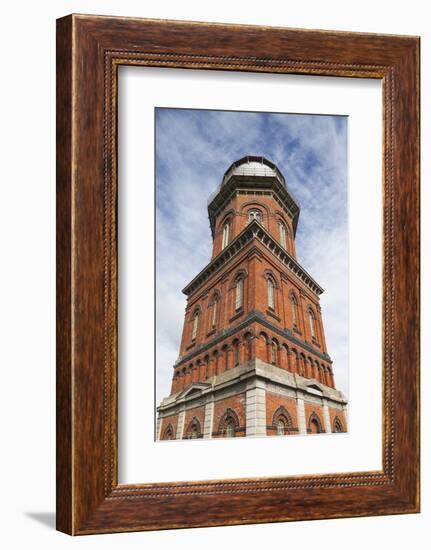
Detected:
left=155, top=108, right=348, bottom=403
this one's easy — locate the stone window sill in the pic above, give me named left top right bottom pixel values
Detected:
left=266, top=309, right=281, bottom=322
left=229, top=308, right=244, bottom=323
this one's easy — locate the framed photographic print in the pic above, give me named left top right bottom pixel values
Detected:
left=56, top=14, right=420, bottom=534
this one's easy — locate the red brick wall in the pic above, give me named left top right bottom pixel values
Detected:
left=265, top=392, right=298, bottom=436
left=212, top=394, right=246, bottom=438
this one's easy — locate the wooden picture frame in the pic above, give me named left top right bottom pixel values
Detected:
left=56, top=14, right=420, bottom=535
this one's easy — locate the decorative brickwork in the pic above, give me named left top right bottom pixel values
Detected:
left=266, top=393, right=298, bottom=435
left=157, top=156, right=348, bottom=439
left=328, top=405, right=348, bottom=433
left=213, top=395, right=246, bottom=438
left=160, top=414, right=179, bottom=441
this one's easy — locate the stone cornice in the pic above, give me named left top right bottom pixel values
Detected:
left=174, top=310, right=332, bottom=368
left=182, top=220, right=324, bottom=297
left=159, top=358, right=346, bottom=414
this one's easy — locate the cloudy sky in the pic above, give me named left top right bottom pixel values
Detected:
left=155, top=108, right=348, bottom=404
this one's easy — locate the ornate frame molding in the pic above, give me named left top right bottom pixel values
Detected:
left=57, top=14, right=419, bottom=534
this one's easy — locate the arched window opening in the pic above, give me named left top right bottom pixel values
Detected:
left=219, top=409, right=239, bottom=438
left=277, top=419, right=286, bottom=435
left=223, top=346, right=229, bottom=371
left=163, top=425, right=174, bottom=440
left=309, top=412, right=323, bottom=434
left=267, top=278, right=275, bottom=309
left=233, top=341, right=240, bottom=366
left=310, top=419, right=320, bottom=434
left=290, top=293, right=299, bottom=328
left=224, top=419, right=235, bottom=438
left=235, top=277, right=243, bottom=310
left=272, top=407, right=294, bottom=435
left=186, top=418, right=202, bottom=439
left=203, top=356, right=210, bottom=380
left=222, top=222, right=230, bottom=249
left=244, top=333, right=253, bottom=361
left=308, top=308, right=317, bottom=340
left=211, top=294, right=219, bottom=328
left=271, top=341, right=277, bottom=365
left=300, top=354, right=306, bottom=377
left=333, top=416, right=344, bottom=433
left=248, top=209, right=262, bottom=223
left=279, top=222, right=287, bottom=249
left=191, top=310, right=200, bottom=341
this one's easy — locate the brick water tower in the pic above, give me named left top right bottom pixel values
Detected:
left=157, top=156, right=347, bottom=440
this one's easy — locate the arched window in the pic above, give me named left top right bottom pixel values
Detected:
left=235, top=277, right=243, bottom=310
left=219, top=409, right=240, bottom=438
left=271, top=341, right=277, bottom=365
left=212, top=299, right=217, bottom=327
left=333, top=416, right=344, bottom=433
left=272, top=406, right=294, bottom=435
left=244, top=333, right=253, bottom=361
left=222, top=345, right=229, bottom=371
left=186, top=418, right=202, bottom=439
left=290, top=292, right=299, bottom=328
left=224, top=418, right=235, bottom=438
left=222, top=222, right=230, bottom=249
left=210, top=293, right=219, bottom=328
left=233, top=340, right=240, bottom=366
left=191, top=309, right=200, bottom=341
left=308, top=412, right=324, bottom=434
left=267, top=278, right=275, bottom=309
left=310, top=419, right=320, bottom=434
left=279, top=222, right=287, bottom=249
left=277, top=419, right=286, bottom=435
left=248, top=209, right=262, bottom=223
left=308, top=308, right=317, bottom=339
left=162, top=424, right=175, bottom=440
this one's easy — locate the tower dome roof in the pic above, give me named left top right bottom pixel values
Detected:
left=207, top=154, right=300, bottom=240
left=221, top=155, right=285, bottom=187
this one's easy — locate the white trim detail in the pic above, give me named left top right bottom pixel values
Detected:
left=235, top=278, right=243, bottom=310
left=156, top=415, right=162, bottom=441
left=176, top=410, right=186, bottom=440
left=296, top=397, right=307, bottom=435
left=222, top=222, right=230, bottom=249
left=203, top=401, right=215, bottom=438
left=246, top=382, right=267, bottom=436
left=322, top=400, right=332, bottom=434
